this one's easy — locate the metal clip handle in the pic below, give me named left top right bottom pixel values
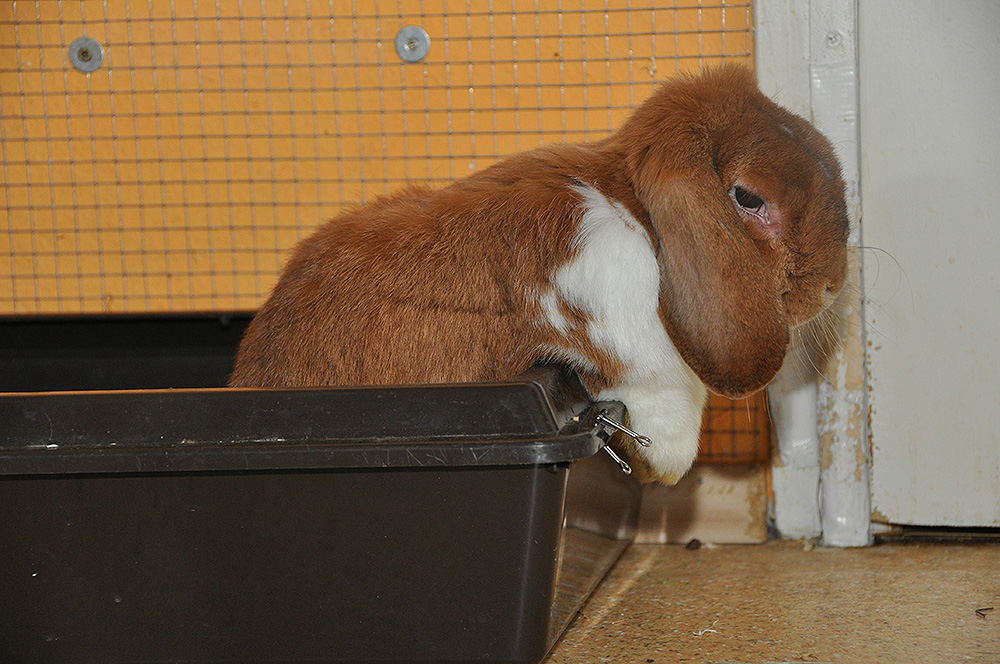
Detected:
left=596, top=412, right=651, bottom=447
left=602, top=445, right=632, bottom=475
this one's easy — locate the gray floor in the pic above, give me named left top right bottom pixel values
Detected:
left=546, top=540, right=999, bottom=664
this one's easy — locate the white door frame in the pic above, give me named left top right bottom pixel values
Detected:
left=755, top=0, right=872, bottom=547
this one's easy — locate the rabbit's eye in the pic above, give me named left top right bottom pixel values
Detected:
left=730, top=184, right=782, bottom=238
left=732, top=185, right=764, bottom=212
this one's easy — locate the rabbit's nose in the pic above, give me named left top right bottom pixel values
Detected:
left=826, top=271, right=847, bottom=296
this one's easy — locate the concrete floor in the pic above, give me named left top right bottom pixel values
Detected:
left=546, top=540, right=999, bottom=664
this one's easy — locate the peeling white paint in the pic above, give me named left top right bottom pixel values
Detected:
left=758, top=0, right=871, bottom=546
left=817, top=384, right=863, bottom=438
left=818, top=381, right=872, bottom=546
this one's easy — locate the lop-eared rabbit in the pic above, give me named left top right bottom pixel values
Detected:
left=231, top=66, right=848, bottom=484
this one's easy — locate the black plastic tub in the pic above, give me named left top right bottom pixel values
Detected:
left=0, top=314, right=641, bottom=664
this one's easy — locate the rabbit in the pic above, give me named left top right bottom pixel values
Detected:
left=230, top=65, right=849, bottom=484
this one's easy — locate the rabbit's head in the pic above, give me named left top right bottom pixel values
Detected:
left=609, top=65, right=849, bottom=398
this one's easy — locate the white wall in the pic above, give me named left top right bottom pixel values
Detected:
left=861, top=0, right=1000, bottom=526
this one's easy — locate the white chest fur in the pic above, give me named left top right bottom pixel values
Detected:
left=540, top=184, right=708, bottom=483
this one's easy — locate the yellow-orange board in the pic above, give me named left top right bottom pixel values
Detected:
left=1, top=1, right=762, bottom=462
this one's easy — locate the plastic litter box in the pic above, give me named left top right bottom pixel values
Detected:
left=0, top=314, right=641, bottom=664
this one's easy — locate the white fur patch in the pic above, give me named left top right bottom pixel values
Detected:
left=539, top=290, right=569, bottom=334
left=544, top=184, right=708, bottom=483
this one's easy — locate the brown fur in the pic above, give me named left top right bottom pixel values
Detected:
left=230, top=66, right=848, bottom=401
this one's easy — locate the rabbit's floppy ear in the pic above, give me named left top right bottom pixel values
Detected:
left=644, top=172, right=788, bottom=398
left=615, top=70, right=790, bottom=398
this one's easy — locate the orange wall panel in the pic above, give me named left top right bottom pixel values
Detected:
left=3, top=1, right=753, bottom=314
left=1, top=1, right=762, bottom=461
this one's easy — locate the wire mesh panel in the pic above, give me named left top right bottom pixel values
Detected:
left=1, top=0, right=763, bottom=462
left=700, top=392, right=769, bottom=463
left=2, top=0, right=752, bottom=313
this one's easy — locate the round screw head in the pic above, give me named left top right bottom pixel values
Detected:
left=69, top=36, right=104, bottom=73
left=395, top=26, right=430, bottom=63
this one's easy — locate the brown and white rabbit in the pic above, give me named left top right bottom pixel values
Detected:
left=230, top=65, right=849, bottom=484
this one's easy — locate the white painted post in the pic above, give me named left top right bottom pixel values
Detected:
left=756, top=0, right=871, bottom=546
left=768, top=336, right=823, bottom=540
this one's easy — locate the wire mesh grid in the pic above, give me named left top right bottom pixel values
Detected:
left=1, top=0, right=763, bottom=462
left=2, top=0, right=752, bottom=313
left=699, top=392, right=769, bottom=463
